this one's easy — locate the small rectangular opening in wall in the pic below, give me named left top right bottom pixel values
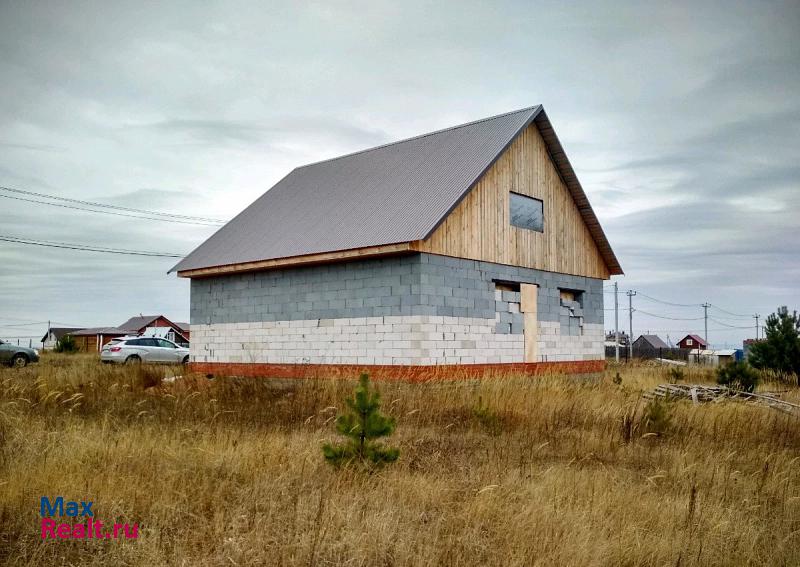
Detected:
left=494, top=281, right=520, bottom=292
left=559, top=288, right=584, bottom=307
left=559, top=288, right=585, bottom=336
left=493, top=281, right=522, bottom=335
left=510, top=192, right=544, bottom=232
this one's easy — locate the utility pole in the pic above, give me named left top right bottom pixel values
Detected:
left=754, top=314, right=760, bottom=340
left=614, top=281, right=619, bottom=362
left=627, top=290, right=636, bottom=359
left=702, top=302, right=710, bottom=348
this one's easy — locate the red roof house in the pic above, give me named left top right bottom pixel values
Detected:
left=677, top=334, right=708, bottom=349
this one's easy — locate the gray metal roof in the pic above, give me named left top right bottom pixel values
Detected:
left=172, top=105, right=622, bottom=275
left=119, top=315, right=160, bottom=331
left=634, top=334, right=670, bottom=349
left=71, top=327, right=127, bottom=336
left=41, top=327, right=84, bottom=342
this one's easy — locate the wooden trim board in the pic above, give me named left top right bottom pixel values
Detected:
left=521, top=283, right=538, bottom=363
left=177, top=243, right=414, bottom=278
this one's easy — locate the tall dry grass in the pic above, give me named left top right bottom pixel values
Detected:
left=0, top=354, right=798, bottom=566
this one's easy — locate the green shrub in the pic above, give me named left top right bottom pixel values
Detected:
left=54, top=334, right=78, bottom=353
left=472, top=396, right=503, bottom=435
left=642, top=397, right=672, bottom=436
left=717, top=361, right=760, bottom=393
left=323, top=374, right=399, bottom=467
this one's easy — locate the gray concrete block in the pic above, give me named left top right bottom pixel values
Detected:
left=452, top=287, right=469, bottom=298
left=191, top=252, right=606, bottom=327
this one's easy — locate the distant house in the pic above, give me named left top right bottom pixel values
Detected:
left=687, top=349, right=737, bottom=367
left=71, top=327, right=128, bottom=352
left=604, top=331, right=629, bottom=347
left=633, top=334, right=669, bottom=350
left=69, top=315, right=190, bottom=352
left=175, top=322, right=190, bottom=339
left=678, top=334, right=708, bottom=349
left=40, top=327, right=84, bottom=350
left=119, top=315, right=190, bottom=345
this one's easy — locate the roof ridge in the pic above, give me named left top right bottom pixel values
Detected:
left=297, top=105, right=542, bottom=169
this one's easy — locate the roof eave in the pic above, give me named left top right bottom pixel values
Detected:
left=532, top=110, right=623, bottom=276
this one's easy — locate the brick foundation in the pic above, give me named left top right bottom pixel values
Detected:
left=189, top=359, right=605, bottom=382
left=191, top=317, right=604, bottom=365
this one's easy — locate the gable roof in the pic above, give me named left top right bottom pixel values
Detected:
left=119, top=315, right=161, bottom=331
left=172, top=106, right=621, bottom=275
left=633, top=334, right=669, bottom=349
left=41, top=327, right=84, bottom=342
left=679, top=334, right=708, bottom=346
left=119, top=315, right=189, bottom=341
left=71, top=327, right=127, bottom=336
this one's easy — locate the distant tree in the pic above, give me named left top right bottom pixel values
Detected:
left=54, top=334, right=78, bottom=354
left=716, top=361, right=760, bottom=393
left=748, top=306, right=800, bottom=386
left=323, top=374, right=399, bottom=467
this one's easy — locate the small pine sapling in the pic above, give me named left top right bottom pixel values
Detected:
left=668, top=367, right=685, bottom=384
left=323, top=374, right=399, bottom=467
left=642, top=397, right=672, bottom=437
left=716, top=361, right=760, bottom=393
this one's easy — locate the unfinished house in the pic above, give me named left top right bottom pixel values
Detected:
left=172, top=105, right=622, bottom=377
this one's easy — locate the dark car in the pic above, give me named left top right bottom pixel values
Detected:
left=0, top=339, right=40, bottom=367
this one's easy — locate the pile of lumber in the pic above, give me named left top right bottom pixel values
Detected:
left=644, top=383, right=800, bottom=417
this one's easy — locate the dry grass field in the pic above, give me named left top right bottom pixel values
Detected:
left=0, top=354, right=798, bottom=566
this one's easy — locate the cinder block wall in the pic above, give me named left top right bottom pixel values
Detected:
left=190, top=253, right=604, bottom=364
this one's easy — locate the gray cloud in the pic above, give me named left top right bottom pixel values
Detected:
left=0, top=0, right=797, bottom=347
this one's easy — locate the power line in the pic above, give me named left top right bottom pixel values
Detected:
left=0, top=321, right=48, bottom=328
left=0, top=315, right=47, bottom=323
left=708, top=304, right=753, bottom=318
left=708, top=317, right=754, bottom=329
left=604, top=288, right=767, bottom=324
left=0, top=316, right=81, bottom=326
left=607, top=327, right=754, bottom=334
left=0, top=235, right=185, bottom=258
left=635, top=308, right=704, bottom=321
left=0, top=185, right=225, bottom=224
left=0, top=193, right=223, bottom=226
left=636, top=292, right=700, bottom=308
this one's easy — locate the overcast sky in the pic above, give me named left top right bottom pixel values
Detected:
left=1, top=1, right=797, bottom=348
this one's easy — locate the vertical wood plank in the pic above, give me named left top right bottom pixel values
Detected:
left=419, top=123, right=610, bottom=279
left=521, top=283, right=538, bottom=362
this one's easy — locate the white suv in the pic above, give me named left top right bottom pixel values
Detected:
left=101, top=337, right=190, bottom=365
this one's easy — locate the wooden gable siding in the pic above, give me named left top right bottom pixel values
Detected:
left=417, top=124, right=610, bottom=279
